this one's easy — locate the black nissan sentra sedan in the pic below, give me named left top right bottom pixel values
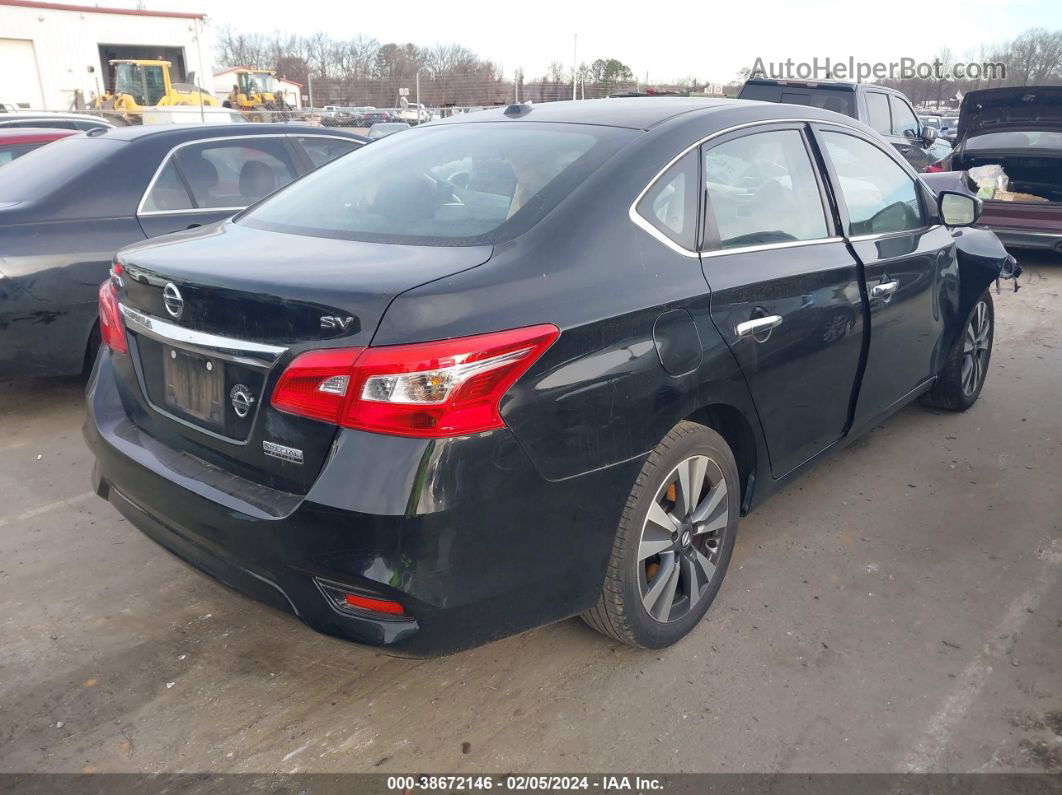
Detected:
left=86, top=98, right=1002, bottom=655
left=0, top=124, right=365, bottom=378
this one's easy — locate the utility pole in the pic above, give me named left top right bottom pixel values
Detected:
left=416, top=70, right=420, bottom=121
left=572, top=33, right=578, bottom=101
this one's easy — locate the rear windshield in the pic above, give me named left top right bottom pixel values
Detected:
left=240, top=122, right=636, bottom=245
left=739, top=83, right=856, bottom=118
left=966, top=131, right=1062, bottom=151
left=0, top=136, right=121, bottom=202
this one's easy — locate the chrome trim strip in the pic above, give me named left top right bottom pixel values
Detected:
left=981, top=226, right=1062, bottom=239
left=701, top=236, right=844, bottom=258
left=847, top=224, right=940, bottom=243
left=119, top=304, right=288, bottom=369
left=137, top=206, right=246, bottom=218
left=135, top=133, right=363, bottom=218
left=628, top=116, right=872, bottom=257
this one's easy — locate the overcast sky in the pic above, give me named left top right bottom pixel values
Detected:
left=127, top=0, right=1061, bottom=81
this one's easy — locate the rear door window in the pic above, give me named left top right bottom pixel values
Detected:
left=172, top=137, right=298, bottom=209
left=296, top=136, right=362, bottom=168
left=865, top=93, right=892, bottom=135
left=821, top=131, right=925, bottom=236
left=702, top=129, right=829, bottom=250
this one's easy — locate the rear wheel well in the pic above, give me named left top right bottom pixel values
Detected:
left=683, top=404, right=757, bottom=512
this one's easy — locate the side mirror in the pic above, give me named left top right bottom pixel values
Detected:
left=921, top=124, right=938, bottom=145
left=939, top=190, right=981, bottom=227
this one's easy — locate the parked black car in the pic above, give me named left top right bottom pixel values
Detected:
left=0, top=124, right=366, bottom=378
left=738, top=79, right=952, bottom=172
left=86, top=98, right=1005, bottom=656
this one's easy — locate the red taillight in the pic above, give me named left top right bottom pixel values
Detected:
left=271, top=324, right=559, bottom=437
left=98, top=279, right=127, bottom=354
left=270, top=348, right=363, bottom=423
left=343, top=593, right=405, bottom=616
left=925, top=163, right=945, bottom=173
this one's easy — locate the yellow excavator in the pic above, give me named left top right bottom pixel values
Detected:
left=223, top=68, right=292, bottom=122
left=93, top=60, right=219, bottom=123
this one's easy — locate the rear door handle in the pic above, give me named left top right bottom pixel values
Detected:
left=736, top=315, right=783, bottom=339
left=871, top=281, right=899, bottom=298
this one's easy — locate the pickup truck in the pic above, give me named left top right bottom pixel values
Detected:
left=738, top=78, right=951, bottom=172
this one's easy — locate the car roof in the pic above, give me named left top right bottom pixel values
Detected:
left=742, top=78, right=861, bottom=93
left=0, top=111, right=113, bottom=123
left=94, top=123, right=368, bottom=144
left=433, top=97, right=738, bottom=130
left=0, top=127, right=77, bottom=143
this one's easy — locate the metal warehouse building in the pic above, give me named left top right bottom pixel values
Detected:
left=0, top=0, right=213, bottom=111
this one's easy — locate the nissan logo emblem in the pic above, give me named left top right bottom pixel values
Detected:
left=163, top=283, right=184, bottom=319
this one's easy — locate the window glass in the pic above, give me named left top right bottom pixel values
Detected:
left=822, top=132, right=924, bottom=236
left=0, top=143, right=36, bottom=164
left=0, top=137, right=116, bottom=203
left=890, top=97, right=920, bottom=138
left=240, top=123, right=634, bottom=245
left=702, top=129, right=828, bottom=249
left=636, top=150, right=698, bottom=249
left=297, top=136, right=361, bottom=168
left=738, top=83, right=856, bottom=117
left=174, top=138, right=298, bottom=209
left=144, top=66, right=167, bottom=106
left=141, top=160, right=193, bottom=212
left=780, top=91, right=855, bottom=118
left=865, top=93, right=892, bottom=135
left=73, top=119, right=109, bottom=131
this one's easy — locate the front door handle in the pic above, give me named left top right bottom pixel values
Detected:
left=736, top=315, right=783, bottom=339
left=871, top=281, right=899, bottom=298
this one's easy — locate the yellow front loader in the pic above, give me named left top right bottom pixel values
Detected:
left=223, top=69, right=292, bottom=122
left=93, top=60, right=219, bottom=123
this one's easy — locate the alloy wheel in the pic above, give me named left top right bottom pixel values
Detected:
left=637, top=455, right=728, bottom=624
left=962, top=299, right=991, bottom=396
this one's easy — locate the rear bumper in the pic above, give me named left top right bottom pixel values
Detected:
left=85, top=350, right=640, bottom=656
left=978, top=225, right=1062, bottom=251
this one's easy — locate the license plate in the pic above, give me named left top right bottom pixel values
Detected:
left=163, top=347, right=224, bottom=426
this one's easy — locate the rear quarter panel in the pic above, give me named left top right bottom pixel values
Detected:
left=0, top=217, right=146, bottom=375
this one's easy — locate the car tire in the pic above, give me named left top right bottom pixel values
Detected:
left=582, top=421, right=740, bottom=648
left=921, top=290, right=994, bottom=412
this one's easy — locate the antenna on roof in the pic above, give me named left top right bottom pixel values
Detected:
left=504, top=101, right=533, bottom=117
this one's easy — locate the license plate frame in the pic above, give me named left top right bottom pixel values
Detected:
left=162, top=346, right=224, bottom=427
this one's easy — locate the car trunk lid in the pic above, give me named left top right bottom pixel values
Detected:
left=114, top=221, right=493, bottom=493
left=958, top=86, right=1062, bottom=140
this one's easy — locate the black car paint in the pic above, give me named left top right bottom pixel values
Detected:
left=85, top=99, right=1009, bottom=656
left=0, top=124, right=366, bottom=378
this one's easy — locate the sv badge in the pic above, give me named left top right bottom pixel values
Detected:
left=320, top=315, right=355, bottom=331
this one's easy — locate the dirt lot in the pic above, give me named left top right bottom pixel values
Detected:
left=1, top=254, right=1059, bottom=775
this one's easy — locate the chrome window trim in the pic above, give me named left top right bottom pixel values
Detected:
left=700, top=236, right=845, bottom=258
left=135, top=133, right=362, bottom=218
left=629, top=116, right=871, bottom=258
left=119, top=304, right=288, bottom=369
left=847, top=224, right=941, bottom=244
